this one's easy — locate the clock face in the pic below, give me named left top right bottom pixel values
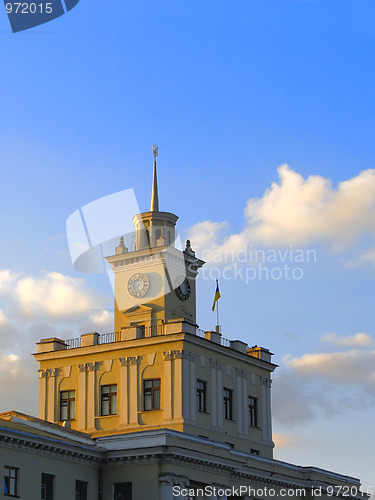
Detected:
left=127, top=273, right=149, bottom=298
left=175, top=277, right=191, bottom=301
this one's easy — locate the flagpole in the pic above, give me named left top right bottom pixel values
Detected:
left=216, top=296, right=219, bottom=331
left=216, top=278, right=220, bottom=334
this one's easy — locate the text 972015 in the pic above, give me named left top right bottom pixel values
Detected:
left=5, top=3, right=53, bottom=14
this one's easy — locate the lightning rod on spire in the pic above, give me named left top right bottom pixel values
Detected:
left=151, top=145, right=159, bottom=212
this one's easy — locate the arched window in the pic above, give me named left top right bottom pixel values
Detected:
left=145, top=229, right=150, bottom=247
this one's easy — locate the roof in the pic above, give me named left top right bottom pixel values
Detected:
left=0, top=410, right=96, bottom=447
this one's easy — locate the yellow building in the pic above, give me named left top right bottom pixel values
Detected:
left=0, top=152, right=369, bottom=500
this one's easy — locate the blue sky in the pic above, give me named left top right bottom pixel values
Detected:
left=0, top=0, right=374, bottom=494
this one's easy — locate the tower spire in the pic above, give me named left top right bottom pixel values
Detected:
left=151, top=145, right=159, bottom=212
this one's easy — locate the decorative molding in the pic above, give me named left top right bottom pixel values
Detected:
left=210, top=359, right=222, bottom=370
left=164, top=350, right=192, bottom=361
left=173, top=349, right=191, bottom=360
left=119, top=357, right=130, bottom=367
left=0, top=434, right=102, bottom=465
left=177, top=475, right=190, bottom=488
left=38, top=368, right=59, bottom=378
left=128, top=356, right=139, bottom=366
left=119, top=356, right=140, bottom=366
left=104, top=360, right=113, bottom=372
left=63, top=366, right=72, bottom=378
left=78, top=363, right=96, bottom=373
left=158, top=472, right=178, bottom=485
left=260, top=376, right=272, bottom=388
left=147, top=353, right=157, bottom=366
left=235, top=368, right=246, bottom=378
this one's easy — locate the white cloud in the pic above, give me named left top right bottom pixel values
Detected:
left=273, top=432, right=315, bottom=449
left=15, top=271, right=104, bottom=317
left=272, top=373, right=318, bottom=425
left=322, top=332, right=375, bottom=348
left=273, top=337, right=375, bottom=428
left=91, top=309, right=113, bottom=323
left=283, top=349, right=375, bottom=392
left=345, top=249, right=375, bottom=268
left=188, top=166, right=375, bottom=263
left=245, top=166, right=375, bottom=250
left=0, top=268, right=114, bottom=415
left=188, top=221, right=229, bottom=253
left=0, top=354, right=19, bottom=377
left=0, top=310, right=6, bottom=325
left=0, top=269, right=18, bottom=292
left=0, top=353, right=38, bottom=414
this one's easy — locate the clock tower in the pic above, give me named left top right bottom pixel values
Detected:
left=106, top=146, right=205, bottom=336
left=33, top=148, right=276, bottom=458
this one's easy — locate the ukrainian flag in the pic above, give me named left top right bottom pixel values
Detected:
left=212, top=279, right=221, bottom=311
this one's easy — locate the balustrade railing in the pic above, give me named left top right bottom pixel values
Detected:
left=98, top=332, right=115, bottom=344
left=59, top=327, right=233, bottom=350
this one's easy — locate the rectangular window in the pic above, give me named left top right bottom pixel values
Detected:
left=114, top=481, right=132, bottom=500
left=60, top=390, right=75, bottom=421
left=4, top=466, right=18, bottom=497
left=101, top=384, right=117, bottom=416
left=248, top=396, right=258, bottom=427
left=144, top=379, right=161, bottom=411
left=223, top=388, right=233, bottom=420
left=41, top=473, right=54, bottom=500
left=75, top=480, right=88, bottom=500
left=196, top=380, right=207, bottom=413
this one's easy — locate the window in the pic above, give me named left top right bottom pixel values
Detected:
left=4, top=466, right=18, bottom=497
left=248, top=396, right=258, bottom=427
left=144, top=379, right=160, bottom=411
left=197, top=380, right=207, bottom=413
left=114, top=482, right=132, bottom=500
left=41, top=473, right=54, bottom=500
left=101, top=384, right=117, bottom=416
left=223, top=387, right=233, bottom=420
left=145, top=229, right=150, bottom=247
left=60, top=390, right=75, bottom=421
left=75, top=480, right=87, bottom=500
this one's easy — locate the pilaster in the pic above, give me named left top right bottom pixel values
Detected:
left=46, top=368, right=58, bottom=423
left=78, top=363, right=87, bottom=429
left=38, top=369, right=48, bottom=421
left=236, top=368, right=245, bottom=434
left=119, top=357, right=130, bottom=425
left=242, top=372, right=248, bottom=435
left=129, top=356, right=140, bottom=425
left=86, top=362, right=96, bottom=430
left=189, top=353, right=196, bottom=421
left=261, top=376, right=272, bottom=441
left=210, top=360, right=222, bottom=428
left=163, top=352, right=173, bottom=419
left=173, top=350, right=185, bottom=419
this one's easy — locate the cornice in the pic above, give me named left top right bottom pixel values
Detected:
left=0, top=428, right=102, bottom=465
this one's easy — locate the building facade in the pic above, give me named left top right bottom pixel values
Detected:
left=0, top=153, right=368, bottom=500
